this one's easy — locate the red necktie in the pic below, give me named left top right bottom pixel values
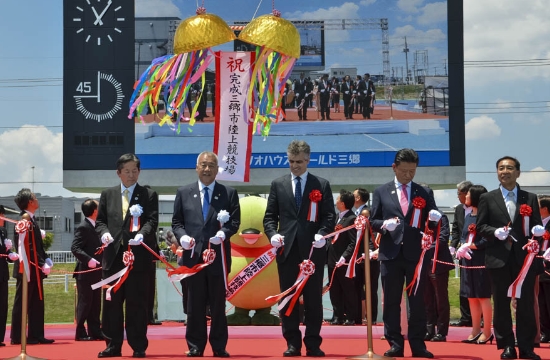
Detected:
left=400, top=184, right=409, bottom=214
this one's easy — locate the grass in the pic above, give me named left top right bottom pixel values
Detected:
left=6, top=264, right=464, bottom=324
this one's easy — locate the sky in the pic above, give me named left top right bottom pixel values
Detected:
left=0, top=0, right=549, bottom=206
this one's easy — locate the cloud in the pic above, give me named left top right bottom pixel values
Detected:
left=392, top=25, right=446, bottom=47
left=397, top=0, right=424, bottom=14
left=360, top=0, right=377, bottom=5
left=135, top=0, right=182, bottom=18
left=416, top=2, right=447, bottom=25
left=285, top=2, right=361, bottom=20
left=465, top=116, right=501, bottom=140
left=518, top=166, right=550, bottom=186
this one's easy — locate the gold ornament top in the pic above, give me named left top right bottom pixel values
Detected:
left=238, top=14, right=300, bottom=58
left=173, top=12, right=236, bottom=54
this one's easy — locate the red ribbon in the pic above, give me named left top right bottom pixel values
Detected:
left=407, top=218, right=440, bottom=295
left=508, top=238, right=539, bottom=298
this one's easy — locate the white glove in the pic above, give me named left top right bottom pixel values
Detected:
left=381, top=218, right=399, bottom=232
left=320, top=89, right=325, bottom=93
left=532, top=225, right=545, bottom=237
left=456, top=244, right=472, bottom=260
left=494, top=227, right=510, bottom=241
left=544, top=248, right=550, bottom=261
left=370, top=249, right=379, bottom=260
left=129, top=233, right=143, bottom=246
left=42, top=263, right=51, bottom=275
left=295, top=93, right=299, bottom=97
left=313, top=234, right=326, bottom=248
left=335, top=256, right=346, bottom=267
left=209, top=231, right=225, bottom=245
left=4, top=239, right=12, bottom=250
left=87, top=258, right=100, bottom=268
left=40, top=229, right=46, bottom=239
left=179, top=235, right=195, bottom=250
left=45, top=258, right=53, bottom=268
left=428, top=210, right=442, bottom=222
left=345, top=91, right=349, bottom=94
left=449, top=246, right=456, bottom=256
left=8, top=252, right=19, bottom=261
left=363, top=90, right=368, bottom=94
left=270, top=234, right=284, bottom=248
left=101, top=233, right=114, bottom=245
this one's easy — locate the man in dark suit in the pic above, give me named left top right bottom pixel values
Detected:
left=360, top=73, right=375, bottom=119
left=341, top=75, right=353, bottom=119
left=10, top=188, right=54, bottom=345
left=328, top=190, right=358, bottom=326
left=449, top=180, right=473, bottom=327
left=0, top=205, right=18, bottom=347
left=369, top=148, right=441, bottom=358
left=71, top=199, right=103, bottom=341
left=264, top=140, right=336, bottom=357
left=353, top=75, right=363, bottom=114
left=294, top=72, right=311, bottom=120
left=317, top=74, right=331, bottom=120
left=477, top=156, right=543, bottom=360
left=537, top=195, right=550, bottom=344
left=172, top=151, right=240, bottom=358
left=96, top=153, right=159, bottom=358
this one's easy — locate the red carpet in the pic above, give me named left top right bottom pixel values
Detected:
left=3, top=323, right=550, bottom=359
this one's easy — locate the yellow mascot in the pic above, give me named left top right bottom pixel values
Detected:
left=226, top=195, right=280, bottom=325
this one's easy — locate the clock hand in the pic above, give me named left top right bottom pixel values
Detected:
left=93, top=0, right=113, bottom=26
left=91, top=6, right=103, bottom=26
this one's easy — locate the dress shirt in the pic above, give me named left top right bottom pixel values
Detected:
left=120, top=183, right=137, bottom=201
left=291, top=172, right=308, bottom=198
left=394, top=177, right=411, bottom=203
left=86, top=217, right=96, bottom=227
left=198, top=180, right=214, bottom=207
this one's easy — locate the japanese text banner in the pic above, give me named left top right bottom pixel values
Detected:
left=214, top=51, right=254, bottom=182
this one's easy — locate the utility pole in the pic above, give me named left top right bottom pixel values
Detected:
left=403, top=36, right=409, bottom=84
left=31, top=166, right=35, bottom=193
left=443, top=58, right=448, bottom=76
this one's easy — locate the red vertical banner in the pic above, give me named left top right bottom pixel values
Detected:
left=213, top=51, right=254, bottom=182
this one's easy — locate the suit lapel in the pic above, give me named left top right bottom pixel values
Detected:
left=208, top=182, right=223, bottom=222
left=284, top=174, right=298, bottom=214
left=493, top=190, right=511, bottom=221
left=387, top=182, right=402, bottom=215
left=189, top=183, right=203, bottom=222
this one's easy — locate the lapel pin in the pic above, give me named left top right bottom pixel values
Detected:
left=214, top=196, right=219, bottom=200
left=391, top=191, right=395, bottom=194
left=194, top=194, right=197, bottom=198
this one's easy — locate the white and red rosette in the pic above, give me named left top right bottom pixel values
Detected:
left=409, top=196, right=426, bottom=228
left=129, top=204, right=143, bottom=232
left=542, top=231, right=550, bottom=252
left=519, top=204, right=532, bottom=237
left=122, top=250, right=135, bottom=267
left=217, top=210, right=230, bottom=226
left=508, top=238, right=540, bottom=299
left=15, top=219, right=32, bottom=282
left=15, top=219, right=32, bottom=233
left=307, top=190, right=322, bottom=222
left=166, top=249, right=216, bottom=283
left=466, top=223, right=476, bottom=245
left=345, top=216, right=367, bottom=278
left=421, top=229, right=434, bottom=250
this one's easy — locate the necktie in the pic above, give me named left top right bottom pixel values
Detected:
left=506, top=192, right=516, bottom=221
left=122, top=189, right=129, bottom=220
left=295, top=176, right=302, bottom=210
left=202, top=187, right=210, bottom=221
left=400, top=184, right=409, bottom=215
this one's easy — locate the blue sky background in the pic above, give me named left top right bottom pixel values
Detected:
left=0, top=0, right=549, bottom=206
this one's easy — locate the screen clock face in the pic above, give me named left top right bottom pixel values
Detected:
left=72, top=0, right=126, bottom=46
left=73, top=71, right=125, bottom=122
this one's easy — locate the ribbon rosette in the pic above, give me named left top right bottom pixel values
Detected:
left=166, top=248, right=216, bottom=282
left=519, top=204, right=532, bottom=237
left=307, top=190, right=322, bottom=222
left=345, top=216, right=368, bottom=279
left=421, top=229, right=434, bottom=250
left=543, top=231, right=550, bottom=252
left=409, top=196, right=426, bottom=228
left=217, top=210, right=230, bottom=225
left=466, top=223, right=476, bottom=245
left=508, top=238, right=539, bottom=299
left=15, top=219, right=33, bottom=283
left=129, top=204, right=143, bottom=232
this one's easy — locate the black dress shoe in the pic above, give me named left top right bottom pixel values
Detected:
left=0, top=342, right=5, bottom=346
left=187, top=348, right=204, bottom=357
left=384, top=347, right=404, bottom=357
left=148, top=320, right=163, bottom=325
left=450, top=320, right=472, bottom=327
left=412, top=349, right=434, bottom=358
left=330, top=318, right=343, bottom=325
left=283, top=346, right=301, bottom=357
left=431, top=334, right=446, bottom=342
left=91, top=335, right=106, bottom=341
left=98, top=347, right=122, bottom=358
left=424, top=332, right=434, bottom=341
left=519, top=350, right=541, bottom=360
left=76, top=336, right=94, bottom=341
left=533, top=343, right=540, bottom=348
left=540, top=334, right=549, bottom=343
left=343, top=320, right=355, bottom=326
left=306, top=348, right=325, bottom=357
left=37, top=337, right=55, bottom=344
left=501, top=346, right=518, bottom=359
left=133, top=351, right=146, bottom=358
left=213, top=350, right=230, bottom=357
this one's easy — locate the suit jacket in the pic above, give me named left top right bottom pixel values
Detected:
left=450, top=204, right=465, bottom=249
left=12, top=214, right=48, bottom=280
left=476, top=185, right=542, bottom=269
left=370, top=181, right=438, bottom=262
left=96, top=184, right=159, bottom=274
left=263, top=173, right=336, bottom=266
left=328, top=211, right=357, bottom=268
left=427, top=214, right=454, bottom=274
left=172, top=181, right=240, bottom=274
left=71, top=218, right=102, bottom=282
left=340, top=81, right=353, bottom=100
left=293, top=79, right=312, bottom=100
left=0, top=226, right=10, bottom=282
left=317, top=80, right=331, bottom=101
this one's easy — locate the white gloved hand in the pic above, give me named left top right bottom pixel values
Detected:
left=449, top=246, right=456, bottom=256
left=428, top=210, right=442, bottom=222
left=87, top=258, right=100, bottom=268
left=101, top=233, right=114, bottom=245
left=335, top=256, right=346, bottom=267
left=45, top=258, right=53, bottom=268
left=129, top=233, right=144, bottom=246
left=370, top=249, right=379, bottom=260
left=40, top=229, right=46, bottom=239
left=456, top=244, right=472, bottom=260
left=42, top=263, right=51, bottom=275
left=320, top=89, right=325, bottom=93
left=313, top=234, right=326, bottom=248
left=179, top=235, right=195, bottom=250
left=209, top=231, right=225, bottom=245
left=544, top=248, right=550, bottom=262
left=345, top=91, right=349, bottom=94
left=363, top=90, right=368, bottom=94
left=381, top=218, right=399, bottom=232
left=295, top=93, right=300, bottom=97
left=532, top=225, right=545, bottom=237
left=270, top=234, right=284, bottom=248
left=8, top=252, right=19, bottom=261
left=4, top=239, right=12, bottom=251
left=494, top=227, right=510, bottom=241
